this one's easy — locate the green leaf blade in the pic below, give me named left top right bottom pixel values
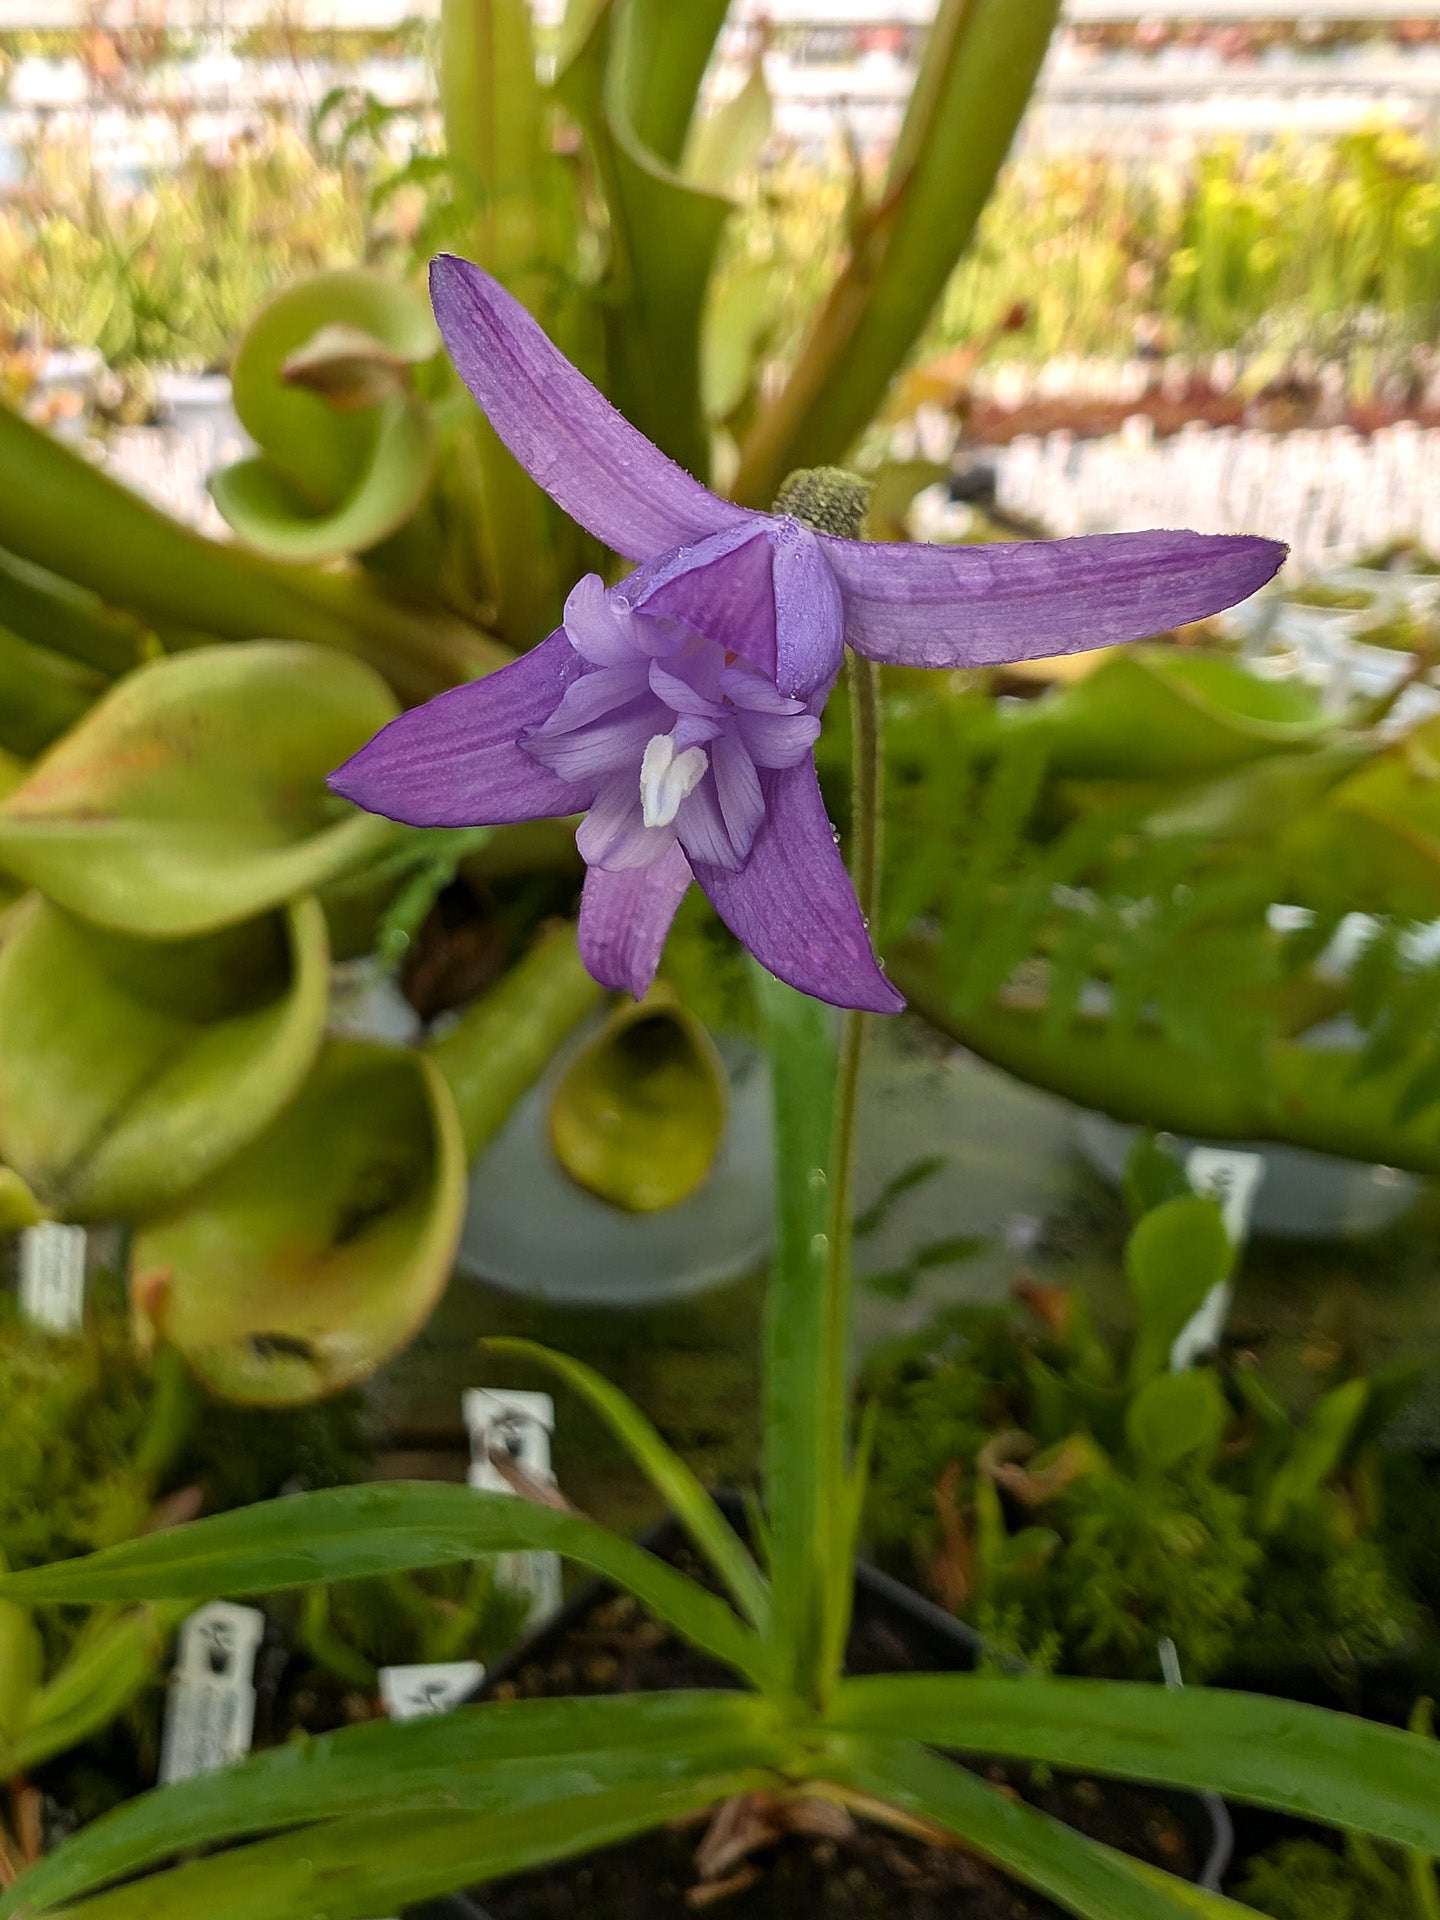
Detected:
left=482, top=1338, right=771, bottom=1633
left=752, top=963, right=837, bottom=1693
left=0, top=1484, right=769, bottom=1685
left=830, top=1674, right=1440, bottom=1856
left=2, top=1691, right=789, bottom=1918
left=814, top=1735, right=1251, bottom=1920
left=15, top=1770, right=774, bottom=1920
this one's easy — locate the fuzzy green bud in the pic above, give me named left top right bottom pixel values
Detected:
left=772, top=466, right=871, bottom=540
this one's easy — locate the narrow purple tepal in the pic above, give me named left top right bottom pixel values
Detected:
left=329, top=255, right=1286, bottom=1014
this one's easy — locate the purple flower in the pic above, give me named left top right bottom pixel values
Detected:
left=330, top=256, right=1285, bottom=1014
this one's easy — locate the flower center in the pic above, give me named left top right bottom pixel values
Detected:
left=640, top=732, right=709, bottom=829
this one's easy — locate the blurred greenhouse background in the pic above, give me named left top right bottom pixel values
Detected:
left=6, top=4, right=1440, bottom=1916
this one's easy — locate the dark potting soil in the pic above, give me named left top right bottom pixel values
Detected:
left=472, top=1570, right=1206, bottom=1920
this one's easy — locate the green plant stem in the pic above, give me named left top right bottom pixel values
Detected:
left=822, top=658, right=883, bottom=1472
left=811, top=654, right=884, bottom=1710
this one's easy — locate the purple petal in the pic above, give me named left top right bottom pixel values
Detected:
left=576, top=775, right=673, bottom=870
left=693, top=759, right=904, bottom=1014
left=819, top=529, right=1288, bottom=668
left=579, top=842, right=693, bottom=999
left=536, top=661, right=651, bottom=735
left=523, top=704, right=659, bottom=784
left=649, top=658, right=726, bottom=721
left=430, top=256, right=750, bottom=562
left=329, top=629, right=586, bottom=828
left=718, top=665, right=811, bottom=715
left=674, top=777, right=742, bottom=873
left=710, top=732, right=765, bottom=856
left=632, top=525, right=778, bottom=678
left=735, top=706, right=823, bottom=770
left=564, top=574, right=644, bottom=667
left=770, top=518, right=845, bottom=699
left=673, top=713, right=724, bottom=751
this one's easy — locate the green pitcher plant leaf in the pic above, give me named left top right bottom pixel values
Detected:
left=557, top=0, right=733, bottom=478
left=991, top=647, right=1331, bottom=783
left=426, top=919, right=605, bottom=1159
left=0, top=622, right=108, bottom=759
left=0, top=1482, right=769, bottom=1685
left=0, top=641, right=402, bottom=939
left=129, top=1039, right=464, bottom=1406
left=1279, top=709, right=1440, bottom=920
left=210, top=270, right=441, bottom=565
left=2, top=1692, right=792, bottom=1916
left=0, top=402, right=504, bottom=706
left=733, top=0, right=1065, bottom=504
left=439, top=0, right=569, bottom=646
left=0, top=895, right=329, bottom=1222
left=681, top=27, right=772, bottom=193
left=0, top=548, right=143, bottom=678
left=546, top=990, right=728, bottom=1211
left=892, top=940, right=1440, bottom=1176
left=1124, top=1369, right=1229, bottom=1472
left=0, top=1165, right=43, bottom=1231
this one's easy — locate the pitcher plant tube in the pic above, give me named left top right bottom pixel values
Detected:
left=329, top=256, right=1285, bottom=1012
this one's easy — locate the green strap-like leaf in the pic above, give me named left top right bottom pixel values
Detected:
left=751, top=963, right=839, bottom=1696
left=814, top=1736, right=1258, bottom=1920
left=14, top=1602, right=189, bottom=1779
left=483, top=1337, right=771, bottom=1632
left=829, top=1674, right=1440, bottom=1855
left=14, top=1769, right=772, bottom=1920
left=2, top=1691, right=790, bottom=1917
left=0, top=1484, right=768, bottom=1685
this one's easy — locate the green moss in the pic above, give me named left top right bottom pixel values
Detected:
left=1236, top=1836, right=1417, bottom=1920
left=1040, top=1471, right=1259, bottom=1681
left=0, top=1300, right=370, bottom=1578
left=0, top=1307, right=154, bottom=1572
left=860, top=1283, right=1425, bottom=1684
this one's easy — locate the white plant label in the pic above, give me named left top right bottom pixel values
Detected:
left=160, top=1602, right=266, bottom=1784
left=1170, top=1147, right=1266, bottom=1371
left=18, top=1222, right=86, bottom=1334
left=464, top=1387, right=563, bottom=1622
left=379, top=1661, right=485, bottom=1722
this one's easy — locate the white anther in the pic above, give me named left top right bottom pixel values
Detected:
left=640, top=732, right=708, bottom=829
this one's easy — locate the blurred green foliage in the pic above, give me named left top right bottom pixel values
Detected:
left=861, top=1177, right=1426, bottom=1683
